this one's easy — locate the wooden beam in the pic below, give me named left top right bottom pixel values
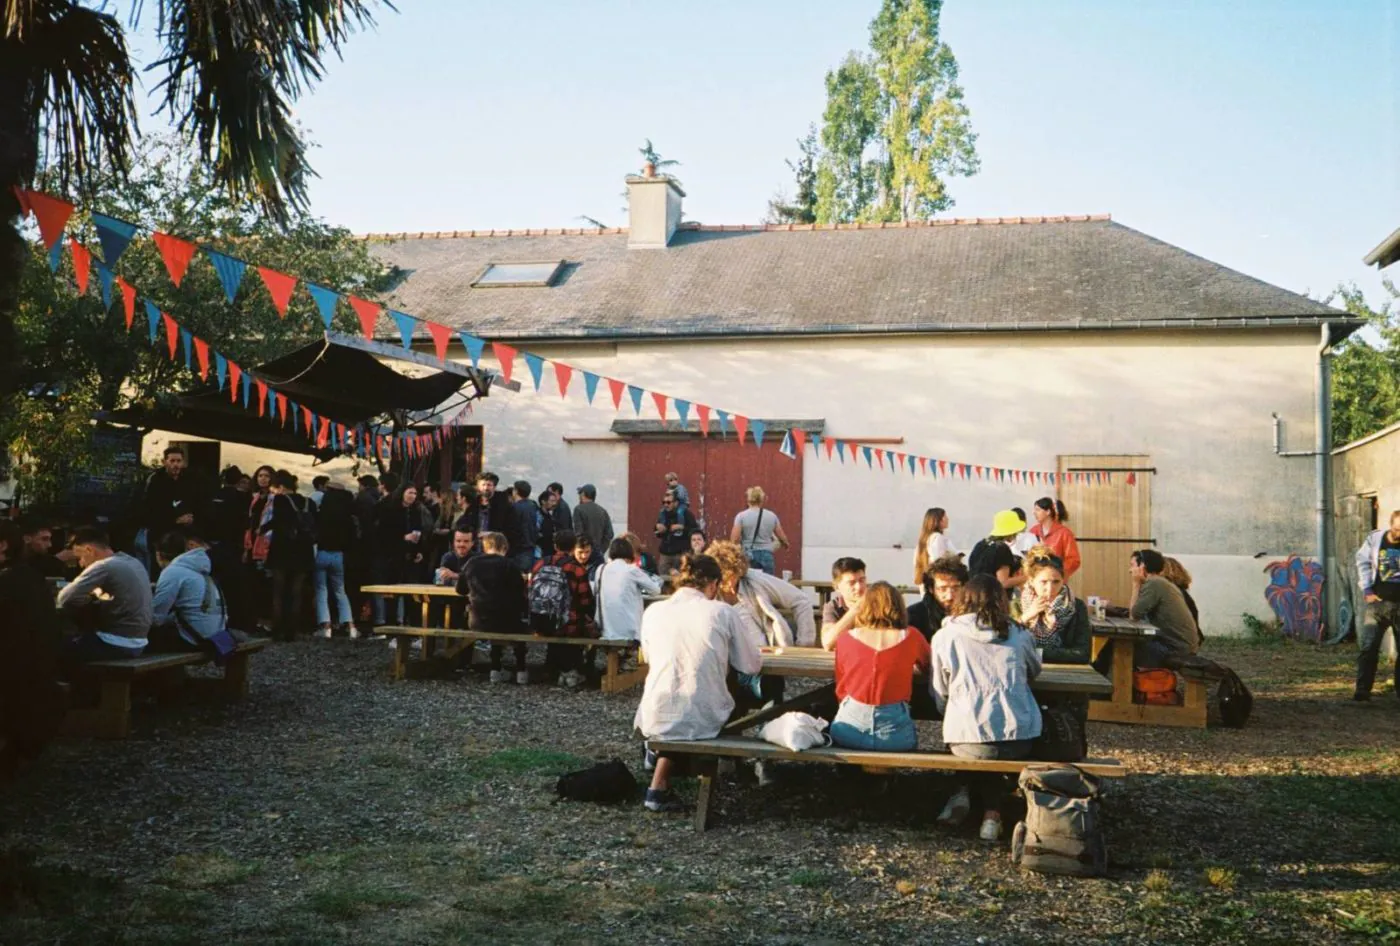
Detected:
left=326, top=331, right=522, bottom=393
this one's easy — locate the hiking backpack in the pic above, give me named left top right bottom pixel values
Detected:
left=528, top=561, right=572, bottom=633
left=1010, top=764, right=1108, bottom=877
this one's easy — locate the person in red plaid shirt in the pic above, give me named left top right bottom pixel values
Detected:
left=531, top=530, right=597, bottom=688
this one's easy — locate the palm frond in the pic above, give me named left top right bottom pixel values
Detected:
left=148, top=0, right=390, bottom=223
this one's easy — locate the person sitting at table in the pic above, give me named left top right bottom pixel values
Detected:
left=457, top=531, right=528, bottom=683
left=634, top=553, right=762, bottom=813
left=532, top=530, right=597, bottom=689
left=931, top=573, right=1042, bottom=843
left=0, top=520, right=64, bottom=776
left=821, top=557, right=868, bottom=631
left=595, top=537, right=663, bottom=644
left=968, top=510, right=1028, bottom=595
left=1160, top=556, right=1200, bottom=635
left=829, top=581, right=931, bottom=752
left=709, top=540, right=816, bottom=648
left=432, top=527, right=475, bottom=629
left=148, top=530, right=230, bottom=653
left=621, top=531, right=657, bottom=576
left=1012, top=547, right=1088, bottom=663
left=688, top=530, right=707, bottom=558
left=908, top=554, right=968, bottom=642
left=55, top=526, right=154, bottom=663
left=1129, top=548, right=1201, bottom=667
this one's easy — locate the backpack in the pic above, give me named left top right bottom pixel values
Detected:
left=1010, top=764, right=1108, bottom=877
left=554, top=759, right=637, bottom=804
left=1032, top=701, right=1088, bottom=763
left=528, top=560, right=573, bottom=634
left=1217, top=668, right=1253, bottom=728
left=282, top=494, right=317, bottom=547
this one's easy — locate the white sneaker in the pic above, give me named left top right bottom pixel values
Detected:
left=515, top=670, right=530, bottom=685
left=755, top=761, right=776, bottom=787
left=978, top=814, right=1003, bottom=842
left=489, top=670, right=511, bottom=684
left=937, top=787, right=971, bottom=827
left=559, top=670, right=584, bottom=689
left=314, top=626, right=333, bottom=639
left=410, top=639, right=422, bottom=654
left=347, top=627, right=362, bottom=640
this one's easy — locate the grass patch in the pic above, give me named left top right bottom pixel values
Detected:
left=1204, top=866, right=1237, bottom=892
left=307, top=884, right=422, bottom=919
left=790, top=868, right=831, bottom=888
left=468, top=748, right=591, bottom=777
left=1144, top=869, right=1172, bottom=893
left=160, top=852, right=261, bottom=889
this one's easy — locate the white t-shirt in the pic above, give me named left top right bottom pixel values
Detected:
left=1011, top=531, right=1038, bottom=557
left=925, top=531, right=959, bottom=562
left=594, top=558, right=662, bottom=642
left=734, top=506, right=780, bottom=552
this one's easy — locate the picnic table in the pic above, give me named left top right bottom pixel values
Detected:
left=757, top=646, right=1112, bottom=695
left=1088, top=616, right=1207, bottom=728
left=361, top=582, right=458, bottom=630
left=791, top=579, right=920, bottom=607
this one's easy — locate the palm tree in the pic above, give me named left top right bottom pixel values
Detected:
left=0, top=0, right=389, bottom=400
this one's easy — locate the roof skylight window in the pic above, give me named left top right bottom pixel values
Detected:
left=471, top=261, right=565, bottom=288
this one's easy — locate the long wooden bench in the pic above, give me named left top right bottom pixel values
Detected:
left=65, top=638, right=271, bottom=740
left=380, top=627, right=646, bottom=694
left=648, top=735, right=1128, bottom=832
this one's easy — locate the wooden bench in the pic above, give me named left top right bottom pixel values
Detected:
left=648, top=735, right=1128, bottom=832
left=380, top=627, right=646, bottom=694
left=65, top=638, right=271, bottom=740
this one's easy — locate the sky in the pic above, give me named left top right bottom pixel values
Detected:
left=129, top=0, right=1400, bottom=309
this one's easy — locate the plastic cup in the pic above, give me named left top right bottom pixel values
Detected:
left=782, top=569, right=793, bottom=581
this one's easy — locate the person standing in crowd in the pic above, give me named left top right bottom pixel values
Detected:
left=537, top=490, right=560, bottom=557
left=374, top=483, right=434, bottom=625
left=595, top=536, right=663, bottom=644
left=429, top=486, right=459, bottom=574
left=56, top=527, right=153, bottom=662
left=312, top=476, right=358, bottom=639
left=261, top=471, right=316, bottom=640
left=968, top=510, right=1028, bottom=594
left=664, top=472, right=690, bottom=512
left=908, top=555, right=968, bottom=641
left=1128, top=549, right=1201, bottom=667
left=205, top=466, right=249, bottom=552
left=421, top=483, right=442, bottom=523
left=245, top=464, right=276, bottom=630
left=512, top=480, right=542, bottom=572
left=572, top=484, right=614, bottom=556
left=149, top=530, right=228, bottom=652
left=913, top=506, right=959, bottom=585
left=456, top=472, right=516, bottom=558
left=142, top=445, right=199, bottom=576
left=0, top=520, right=64, bottom=776
left=456, top=532, right=529, bottom=683
left=1009, top=507, right=1039, bottom=558
left=1354, top=510, right=1400, bottom=702
left=654, top=489, right=698, bottom=575
left=353, top=475, right=380, bottom=533
left=830, top=582, right=931, bottom=751
left=530, top=529, right=597, bottom=689
left=821, top=556, right=868, bottom=632
left=1014, top=548, right=1088, bottom=663
left=634, top=553, right=761, bottom=813
left=546, top=482, right=572, bottom=534
left=310, top=475, right=329, bottom=509
left=1028, top=498, right=1081, bottom=579
left=931, top=573, right=1043, bottom=842
left=730, top=486, right=790, bottom=575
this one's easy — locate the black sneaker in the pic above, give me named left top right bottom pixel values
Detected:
left=644, top=788, right=684, bottom=813
left=1353, top=691, right=1372, bottom=702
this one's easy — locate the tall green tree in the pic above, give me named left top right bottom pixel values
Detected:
left=1, top=0, right=388, bottom=404
left=765, top=127, right=820, bottom=225
left=789, top=0, right=978, bottom=224
left=1329, top=279, right=1400, bottom=447
left=8, top=134, right=389, bottom=503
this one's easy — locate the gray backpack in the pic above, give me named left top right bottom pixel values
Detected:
left=1010, top=764, right=1107, bottom=877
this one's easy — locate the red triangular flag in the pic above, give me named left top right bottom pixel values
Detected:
left=193, top=337, right=210, bottom=378
left=152, top=232, right=197, bottom=287
left=1127, top=472, right=1137, bottom=485
left=652, top=392, right=668, bottom=422
left=792, top=428, right=807, bottom=453
left=876, top=450, right=884, bottom=470
left=299, top=404, right=311, bottom=432
left=607, top=378, right=625, bottom=410
left=68, top=238, right=91, bottom=295
left=12, top=185, right=30, bottom=216
left=427, top=321, right=452, bottom=362
left=227, top=362, right=242, bottom=402
left=348, top=296, right=381, bottom=339
left=336, top=423, right=347, bottom=447
left=896, top=452, right=906, bottom=469
left=696, top=404, right=711, bottom=436
left=975, top=465, right=983, bottom=480
left=733, top=414, right=749, bottom=445
left=318, top=417, right=330, bottom=449
left=919, top=456, right=928, bottom=475
left=161, top=313, right=179, bottom=359
left=258, top=267, right=297, bottom=318
left=117, top=277, right=136, bottom=330
left=491, top=342, right=517, bottom=384
left=24, top=190, right=73, bottom=249
left=277, top=394, right=290, bottom=426
left=553, top=362, right=573, bottom=398
left=255, top=379, right=268, bottom=416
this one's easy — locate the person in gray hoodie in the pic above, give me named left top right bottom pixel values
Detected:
left=56, top=527, right=153, bottom=662
left=1353, top=509, right=1400, bottom=701
left=930, top=573, right=1042, bottom=843
left=149, top=530, right=227, bottom=652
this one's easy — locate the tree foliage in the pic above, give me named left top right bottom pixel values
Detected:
left=1329, top=279, right=1400, bottom=447
left=765, top=127, right=819, bottom=225
left=6, top=134, right=390, bottom=503
left=772, top=0, right=978, bottom=224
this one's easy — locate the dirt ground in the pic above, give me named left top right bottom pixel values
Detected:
left=2, top=633, right=1397, bottom=945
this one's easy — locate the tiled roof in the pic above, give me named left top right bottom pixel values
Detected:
left=365, top=216, right=1351, bottom=341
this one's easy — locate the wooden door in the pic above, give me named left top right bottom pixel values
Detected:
left=628, top=437, right=804, bottom=577
left=1058, top=454, right=1153, bottom=607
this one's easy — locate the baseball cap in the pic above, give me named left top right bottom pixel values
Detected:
left=577, top=484, right=597, bottom=499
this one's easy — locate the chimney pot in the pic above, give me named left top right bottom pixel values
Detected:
left=625, top=172, right=685, bottom=248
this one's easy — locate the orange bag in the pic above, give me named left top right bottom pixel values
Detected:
left=1133, top=669, right=1180, bottom=706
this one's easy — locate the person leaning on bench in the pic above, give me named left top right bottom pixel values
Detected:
left=634, top=553, right=762, bottom=813
left=455, top=531, right=529, bottom=683
left=55, top=526, right=153, bottom=663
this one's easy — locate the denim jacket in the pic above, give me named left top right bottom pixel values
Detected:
left=930, top=613, right=1042, bottom=744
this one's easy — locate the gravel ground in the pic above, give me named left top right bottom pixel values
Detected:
left=1, top=635, right=1398, bottom=945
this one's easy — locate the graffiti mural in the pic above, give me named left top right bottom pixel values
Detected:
left=1264, top=556, right=1325, bottom=642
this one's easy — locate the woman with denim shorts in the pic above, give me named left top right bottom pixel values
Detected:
left=829, top=581, right=931, bottom=752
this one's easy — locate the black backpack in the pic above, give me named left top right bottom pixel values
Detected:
left=1217, top=668, right=1253, bottom=728
left=554, top=760, right=637, bottom=804
left=284, top=494, right=317, bottom=546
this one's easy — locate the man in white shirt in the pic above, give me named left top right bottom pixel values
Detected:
left=595, top=537, right=662, bottom=643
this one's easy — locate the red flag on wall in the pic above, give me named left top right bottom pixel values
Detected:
left=491, top=342, right=517, bottom=384
left=792, top=428, right=807, bottom=453
left=733, top=415, right=749, bottom=445
left=152, top=232, right=197, bottom=287
left=427, top=321, right=452, bottom=362
left=651, top=392, right=668, bottom=422
left=553, top=362, right=573, bottom=398
left=696, top=404, right=711, bottom=436
left=607, top=378, right=625, bottom=410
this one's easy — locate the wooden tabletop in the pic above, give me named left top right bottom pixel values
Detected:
left=1089, top=616, right=1158, bottom=638
left=361, top=583, right=461, bottom=597
left=792, top=579, right=920, bottom=595
left=758, top=646, right=1113, bottom=695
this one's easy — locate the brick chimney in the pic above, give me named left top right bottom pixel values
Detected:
left=625, top=165, right=684, bottom=248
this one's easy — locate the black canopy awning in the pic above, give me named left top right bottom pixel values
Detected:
left=102, top=390, right=342, bottom=458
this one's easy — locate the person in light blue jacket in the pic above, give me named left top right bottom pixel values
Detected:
left=930, top=573, right=1042, bottom=843
left=150, top=531, right=227, bottom=652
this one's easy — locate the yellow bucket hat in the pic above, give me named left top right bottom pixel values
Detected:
left=991, top=509, right=1026, bottom=538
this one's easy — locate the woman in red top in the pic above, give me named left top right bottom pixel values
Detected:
left=830, top=582, right=932, bottom=751
left=1028, top=498, right=1082, bottom=579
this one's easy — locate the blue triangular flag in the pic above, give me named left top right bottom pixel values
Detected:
left=674, top=399, right=691, bottom=428
left=862, top=446, right=873, bottom=468
left=627, top=385, right=644, bottom=415
left=215, top=353, right=228, bottom=389
left=836, top=441, right=846, bottom=463
left=90, top=212, right=138, bottom=265
left=716, top=409, right=730, bottom=437
left=180, top=328, right=194, bottom=371
left=457, top=332, right=486, bottom=369
left=390, top=310, right=417, bottom=350
left=48, top=239, right=64, bottom=272
left=266, top=386, right=276, bottom=418
left=778, top=430, right=796, bottom=459
left=908, top=455, right=917, bottom=474
left=885, top=450, right=895, bottom=472
left=583, top=371, right=600, bottom=404
left=240, top=372, right=252, bottom=407
left=291, top=402, right=301, bottom=434
left=205, top=249, right=248, bottom=303
left=523, top=353, right=545, bottom=391
left=306, top=282, right=341, bottom=330
left=143, top=300, right=160, bottom=345
left=751, top=419, right=767, bottom=447
left=95, top=261, right=115, bottom=310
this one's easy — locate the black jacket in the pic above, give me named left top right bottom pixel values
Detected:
left=907, top=593, right=947, bottom=643
left=315, top=486, right=358, bottom=553
left=204, top=485, right=249, bottom=549
left=656, top=506, right=699, bottom=556
left=455, top=553, right=526, bottom=632
left=264, top=493, right=315, bottom=571
left=454, top=494, right=518, bottom=553
left=142, top=469, right=201, bottom=539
